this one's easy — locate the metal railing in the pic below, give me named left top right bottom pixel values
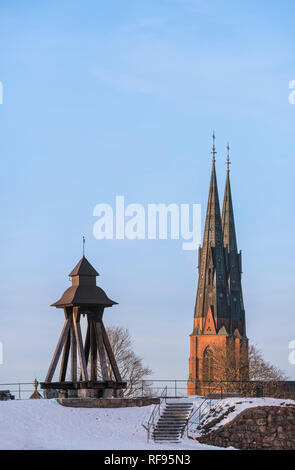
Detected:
left=1, top=379, right=294, bottom=400
left=0, top=379, right=188, bottom=400
left=183, top=380, right=223, bottom=437
left=187, top=380, right=295, bottom=399
left=141, top=386, right=167, bottom=442
left=0, top=382, right=40, bottom=400
left=136, top=380, right=188, bottom=398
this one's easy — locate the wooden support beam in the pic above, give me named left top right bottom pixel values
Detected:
left=45, top=319, right=70, bottom=383
left=90, top=320, right=97, bottom=381
left=59, top=326, right=71, bottom=382
left=71, top=321, right=77, bottom=382
left=95, top=321, right=109, bottom=381
left=79, top=320, right=90, bottom=381
left=101, top=321, right=122, bottom=382
left=84, top=320, right=91, bottom=366
left=73, top=307, right=89, bottom=382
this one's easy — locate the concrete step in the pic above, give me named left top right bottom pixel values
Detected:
left=166, top=405, right=192, bottom=407
left=166, top=404, right=193, bottom=407
left=158, top=417, right=188, bottom=420
left=154, top=438, right=181, bottom=443
left=163, top=410, right=191, bottom=412
left=155, top=430, right=183, bottom=433
left=155, top=426, right=184, bottom=429
left=159, top=414, right=189, bottom=417
left=164, top=407, right=192, bottom=410
left=152, top=401, right=193, bottom=443
left=158, top=418, right=189, bottom=421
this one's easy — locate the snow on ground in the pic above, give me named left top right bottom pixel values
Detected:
left=1, top=396, right=291, bottom=450
left=189, top=396, right=295, bottom=439
left=0, top=399, right=219, bottom=450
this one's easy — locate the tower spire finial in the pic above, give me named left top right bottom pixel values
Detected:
left=82, top=236, right=85, bottom=257
left=226, top=142, right=231, bottom=173
left=211, top=131, right=216, bottom=163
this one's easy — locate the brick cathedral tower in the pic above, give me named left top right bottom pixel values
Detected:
left=187, top=135, right=249, bottom=396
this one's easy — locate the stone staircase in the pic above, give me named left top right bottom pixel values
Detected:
left=152, top=401, right=194, bottom=443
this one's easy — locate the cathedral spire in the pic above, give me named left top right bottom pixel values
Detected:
left=222, top=143, right=237, bottom=253
left=188, top=138, right=249, bottom=396
left=194, top=134, right=229, bottom=327
left=221, top=146, right=246, bottom=336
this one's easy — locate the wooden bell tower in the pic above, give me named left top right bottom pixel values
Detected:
left=41, top=256, right=126, bottom=398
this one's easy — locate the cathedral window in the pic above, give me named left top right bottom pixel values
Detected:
left=203, top=347, right=214, bottom=382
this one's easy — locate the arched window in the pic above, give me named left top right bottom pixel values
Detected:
left=203, top=346, right=214, bottom=382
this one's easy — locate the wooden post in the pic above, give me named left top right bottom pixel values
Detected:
left=79, top=320, right=90, bottom=381
left=71, top=319, right=77, bottom=383
left=90, top=320, right=97, bottom=381
left=59, top=308, right=71, bottom=382
left=84, top=320, right=91, bottom=367
left=101, top=321, right=122, bottom=382
left=45, top=319, right=70, bottom=383
left=73, top=307, right=89, bottom=382
left=95, top=321, right=109, bottom=381
left=59, top=328, right=71, bottom=382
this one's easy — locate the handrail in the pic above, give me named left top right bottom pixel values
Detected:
left=142, top=386, right=167, bottom=442
left=183, top=380, right=224, bottom=438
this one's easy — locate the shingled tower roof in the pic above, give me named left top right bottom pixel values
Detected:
left=194, top=133, right=229, bottom=327
left=51, top=256, right=117, bottom=308
left=69, top=256, right=99, bottom=277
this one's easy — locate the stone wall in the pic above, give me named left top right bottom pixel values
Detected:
left=58, top=397, right=160, bottom=408
left=197, top=405, right=295, bottom=450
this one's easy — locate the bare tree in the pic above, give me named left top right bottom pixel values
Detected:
left=202, top=340, right=249, bottom=383
left=249, top=344, right=288, bottom=381
left=97, top=325, right=153, bottom=397
left=200, top=342, right=288, bottom=397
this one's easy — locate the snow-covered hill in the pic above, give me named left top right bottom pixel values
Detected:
left=0, top=399, right=217, bottom=450
left=189, top=396, right=295, bottom=439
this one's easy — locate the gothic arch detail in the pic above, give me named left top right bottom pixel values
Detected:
left=203, top=346, right=214, bottom=382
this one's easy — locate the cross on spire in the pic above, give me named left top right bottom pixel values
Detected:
left=82, top=236, right=85, bottom=257
left=211, top=131, right=217, bottom=163
left=226, top=143, right=231, bottom=173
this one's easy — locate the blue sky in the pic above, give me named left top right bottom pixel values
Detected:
left=0, top=0, right=295, bottom=383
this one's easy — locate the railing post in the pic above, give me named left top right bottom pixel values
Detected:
left=175, top=380, right=177, bottom=397
left=18, top=383, right=21, bottom=400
